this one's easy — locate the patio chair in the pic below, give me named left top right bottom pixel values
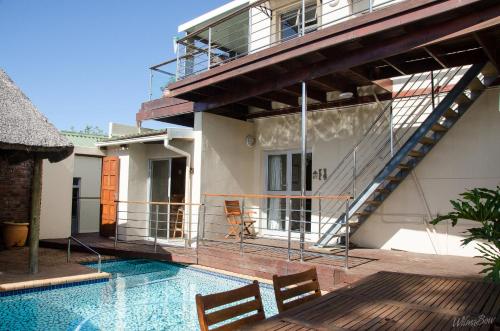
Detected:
left=272, top=267, right=322, bottom=313
left=224, top=200, right=256, bottom=239
left=195, top=280, right=265, bottom=331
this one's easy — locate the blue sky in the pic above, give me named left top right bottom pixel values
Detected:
left=0, top=0, right=228, bottom=132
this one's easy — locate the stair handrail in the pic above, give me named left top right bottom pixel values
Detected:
left=67, top=236, right=102, bottom=273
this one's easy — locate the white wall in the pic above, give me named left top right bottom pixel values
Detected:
left=73, top=155, right=102, bottom=233
left=196, top=87, right=500, bottom=257
left=40, top=155, right=74, bottom=239
left=352, top=88, right=500, bottom=256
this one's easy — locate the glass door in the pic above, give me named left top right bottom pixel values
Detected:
left=265, top=151, right=312, bottom=233
left=149, top=159, right=171, bottom=239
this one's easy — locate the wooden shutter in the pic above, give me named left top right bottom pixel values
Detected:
left=100, top=156, right=119, bottom=237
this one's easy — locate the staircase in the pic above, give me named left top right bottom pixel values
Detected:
left=315, top=62, right=498, bottom=248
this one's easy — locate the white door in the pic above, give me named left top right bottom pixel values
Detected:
left=264, top=151, right=312, bottom=236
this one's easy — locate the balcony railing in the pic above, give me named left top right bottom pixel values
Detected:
left=148, top=0, right=404, bottom=100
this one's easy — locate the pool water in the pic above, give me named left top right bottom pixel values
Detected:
left=0, top=259, right=278, bottom=330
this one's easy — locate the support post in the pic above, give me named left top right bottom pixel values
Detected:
left=287, top=198, right=292, bottom=262
left=166, top=196, right=171, bottom=241
left=154, top=204, right=159, bottom=253
left=300, top=81, right=307, bottom=262
left=149, top=69, right=153, bottom=101
left=344, top=199, right=350, bottom=270
left=318, top=195, right=322, bottom=241
left=67, top=237, right=71, bottom=263
left=301, top=0, right=306, bottom=36
left=114, top=202, right=119, bottom=248
left=240, top=198, right=245, bottom=254
left=207, top=27, right=212, bottom=70
left=352, top=148, right=357, bottom=198
left=29, top=157, right=42, bottom=274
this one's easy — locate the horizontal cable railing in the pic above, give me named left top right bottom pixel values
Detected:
left=148, top=0, right=404, bottom=98
left=313, top=66, right=467, bottom=245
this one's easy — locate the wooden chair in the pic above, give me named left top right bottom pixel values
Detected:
left=272, top=268, right=322, bottom=313
left=224, top=200, right=256, bottom=239
left=195, top=280, right=266, bottom=331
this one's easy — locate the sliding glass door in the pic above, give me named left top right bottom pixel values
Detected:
left=265, top=151, right=312, bottom=233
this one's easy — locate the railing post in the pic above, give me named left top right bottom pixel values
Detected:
left=301, top=0, right=306, bottom=36
left=431, top=70, right=435, bottom=111
left=369, top=0, right=373, bottom=12
left=114, top=202, right=119, bottom=249
left=390, top=107, right=394, bottom=157
left=207, top=27, right=212, bottom=70
left=197, top=200, right=206, bottom=264
left=344, top=199, right=350, bottom=270
left=149, top=69, right=153, bottom=101
left=287, top=198, right=292, bottom=262
left=154, top=204, right=159, bottom=253
left=240, top=198, right=245, bottom=255
left=318, top=195, right=322, bottom=241
left=67, top=237, right=71, bottom=263
left=175, top=40, right=181, bottom=81
left=352, top=148, right=357, bottom=199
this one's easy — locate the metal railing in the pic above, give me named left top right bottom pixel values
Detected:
left=313, top=65, right=470, bottom=246
left=67, top=236, right=102, bottom=273
left=113, top=200, right=201, bottom=252
left=199, top=193, right=352, bottom=269
left=148, top=0, right=404, bottom=98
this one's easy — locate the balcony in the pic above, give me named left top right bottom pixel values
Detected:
left=148, top=0, right=404, bottom=99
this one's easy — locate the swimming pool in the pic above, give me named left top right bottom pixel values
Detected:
left=0, top=259, right=278, bottom=330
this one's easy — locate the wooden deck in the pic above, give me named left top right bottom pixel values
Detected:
left=244, top=272, right=500, bottom=330
left=41, top=233, right=485, bottom=291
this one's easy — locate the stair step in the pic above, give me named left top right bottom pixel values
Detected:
left=365, top=200, right=382, bottom=206
left=408, top=150, right=424, bottom=158
left=397, top=163, right=412, bottom=170
left=443, top=108, right=458, bottom=118
left=455, top=93, right=470, bottom=105
left=376, top=188, right=391, bottom=194
left=419, top=137, right=436, bottom=145
left=387, top=176, right=402, bottom=182
left=431, top=123, right=448, bottom=132
left=354, top=211, right=370, bottom=216
left=468, top=77, right=485, bottom=92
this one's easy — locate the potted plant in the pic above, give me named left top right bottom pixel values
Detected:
left=2, top=221, right=29, bottom=249
left=431, top=187, right=500, bottom=282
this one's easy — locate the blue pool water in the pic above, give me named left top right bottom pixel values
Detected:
left=0, top=259, right=278, bottom=330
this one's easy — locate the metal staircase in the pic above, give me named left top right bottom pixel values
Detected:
left=315, top=62, right=498, bottom=248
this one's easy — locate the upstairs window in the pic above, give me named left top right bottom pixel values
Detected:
left=280, top=3, right=318, bottom=41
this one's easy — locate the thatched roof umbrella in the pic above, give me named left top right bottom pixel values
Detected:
left=0, top=69, right=74, bottom=274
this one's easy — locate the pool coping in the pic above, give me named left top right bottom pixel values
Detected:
left=0, top=272, right=111, bottom=296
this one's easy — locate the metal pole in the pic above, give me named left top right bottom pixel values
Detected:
left=318, top=195, right=322, bottom=241
left=114, top=203, right=119, bottom=248
left=431, top=70, right=435, bottom=110
left=166, top=197, right=171, bottom=241
left=154, top=204, right=159, bottom=253
left=240, top=198, right=245, bottom=254
left=149, top=69, right=153, bottom=101
left=344, top=199, right=350, bottom=270
left=301, top=0, right=306, bottom=36
left=196, top=201, right=205, bottom=264
left=175, top=38, right=181, bottom=81
left=369, top=0, right=373, bottom=12
left=67, top=237, right=71, bottom=263
left=352, top=148, right=357, bottom=198
left=390, top=107, right=394, bottom=157
left=300, top=81, right=307, bottom=262
left=207, top=27, right=212, bottom=70
left=201, top=195, right=207, bottom=243
left=287, top=198, right=292, bottom=262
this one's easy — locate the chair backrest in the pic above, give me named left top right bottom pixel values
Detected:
left=272, top=268, right=322, bottom=313
left=195, top=280, right=266, bottom=331
left=224, top=200, right=242, bottom=220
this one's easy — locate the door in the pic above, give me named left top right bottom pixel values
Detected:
left=265, top=151, right=312, bottom=233
left=149, top=159, right=171, bottom=239
left=100, top=156, right=119, bottom=237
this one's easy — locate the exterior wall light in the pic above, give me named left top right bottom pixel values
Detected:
left=245, top=135, right=256, bottom=147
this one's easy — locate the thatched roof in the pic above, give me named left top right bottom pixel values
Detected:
left=0, top=69, right=73, bottom=163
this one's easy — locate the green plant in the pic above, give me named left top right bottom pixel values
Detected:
left=431, top=187, right=500, bottom=282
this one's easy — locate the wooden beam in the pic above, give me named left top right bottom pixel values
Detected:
left=422, top=46, right=447, bottom=68
left=260, top=91, right=299, bottom=106
left=247, top=93, right=392, bottom=119
left=474, top=31, right=499, bottom=71
left=29, top=157, right=42, bottom=274
left=193, top=3, right=500, bottom=112
left=312, top=74, right=356, bottom=93
left=239, top=97, right=273, bottom=110
left=283, top=85, right=327, bottom=103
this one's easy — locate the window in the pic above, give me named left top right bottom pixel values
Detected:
left=265, top=151, right=312, bottom=232
left=280, top=4, right=318, bottom=41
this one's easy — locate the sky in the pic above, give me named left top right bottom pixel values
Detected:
left=0, top=0, right=229, bottom=132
